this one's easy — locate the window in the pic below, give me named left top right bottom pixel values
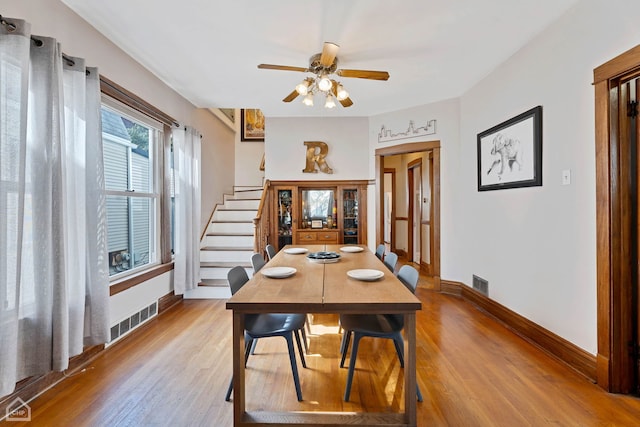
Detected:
left=101, top=99, right=162, bottom=277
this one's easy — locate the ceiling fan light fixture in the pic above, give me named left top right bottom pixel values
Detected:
left=295, top=80, right=310, bottom=95
left=302, top=93, right=314, bottom=107
left=324, top=94, right=336, bottom=109
left=336, top=83, right=349, bottom=101
left=317, top=75, right=332, bottom=92
left=258, top=41, right=389, bottom=109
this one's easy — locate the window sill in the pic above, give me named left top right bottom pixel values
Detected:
left=109, top=262, right=174, bottom=296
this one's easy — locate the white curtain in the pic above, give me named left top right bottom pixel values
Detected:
left=173, top=126, right=201, bottom=295
left=0, top=17, right=110, bottom=396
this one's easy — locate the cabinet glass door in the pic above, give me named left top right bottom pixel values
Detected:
left=277, top=189, right=293, bottom=250
left=300, top=188, right=336, bottom=230
left=343, top=189, right=358, bottom=244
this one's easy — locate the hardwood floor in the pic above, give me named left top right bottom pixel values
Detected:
left=3, top=280, right=640, bottom=426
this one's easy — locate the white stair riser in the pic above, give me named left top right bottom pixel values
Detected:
left=213, top=210, right=256, bottom=221
left=208, top=222, right=254, bottom=234
left=200, top=266, right=253, bottom=280
left=200, top=250, right=253, bottom=263
left=204, top=234, right=253, bottom=247
left=224, top=199, right=260, bottom=210
left=227, top=190, right=263, bottom=200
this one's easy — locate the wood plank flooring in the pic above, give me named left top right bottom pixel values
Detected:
left=3, top=283, right=640, bottom=426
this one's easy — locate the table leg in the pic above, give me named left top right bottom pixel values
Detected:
left=233, top=311, right=245, bottom=426
left=404, top=313, right=417, bottom=426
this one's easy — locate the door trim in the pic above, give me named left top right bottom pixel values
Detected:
left=383, top=168, right=397, bottom=252
left=376, top=141, right=441, bottom=290
left=407, top=158, right=422, bottom=264
left=594, top=43, right=640, bottom=392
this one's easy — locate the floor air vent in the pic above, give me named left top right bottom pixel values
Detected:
left=472, top=275, right=489, bottom=296
left=109, top=301, right=157, bottom=345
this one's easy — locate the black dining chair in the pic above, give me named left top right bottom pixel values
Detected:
left=265, top=244, right=277, bottom=260
left=339, top=264, right=423, bottom=402
left=251, top=251, right=309, bottom=354
left=383, top=251, right=398, bottom=273
left=224, top=266, right=307, bottom=402
left=251, top=252, right=309, bottom=354
left=375, top=244, right=385, bottom=260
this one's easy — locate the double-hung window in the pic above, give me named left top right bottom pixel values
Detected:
left=101, top=97, right=163, bottom=277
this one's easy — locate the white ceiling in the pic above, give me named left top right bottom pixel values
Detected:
left=62, top=0, right=579, bottom=118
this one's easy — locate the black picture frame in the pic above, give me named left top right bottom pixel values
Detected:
left=477, top=106, right=542, bottom=191
left=240, top=108, right=265, bottom=141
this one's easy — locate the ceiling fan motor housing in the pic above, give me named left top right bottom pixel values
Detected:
left=309, top=53, right=338, bottom=76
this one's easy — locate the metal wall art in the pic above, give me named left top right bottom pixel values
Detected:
left=302, top=141, right=333, bottom=174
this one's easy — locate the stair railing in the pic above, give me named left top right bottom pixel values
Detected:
left=253, top=180, right=271, bottom=255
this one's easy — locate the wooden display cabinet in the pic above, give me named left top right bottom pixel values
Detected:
left=269, top=181, right=367, bottom=251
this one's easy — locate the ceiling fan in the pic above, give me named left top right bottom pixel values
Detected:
left=257, top=42, right=390, bottom=108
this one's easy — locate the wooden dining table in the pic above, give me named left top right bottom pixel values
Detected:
left=226, top=244, right=422, bottom=426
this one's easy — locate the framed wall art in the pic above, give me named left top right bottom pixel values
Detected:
left=240, top=108, right=265, bottom=141
left=477, top=106, right=542, bottom=191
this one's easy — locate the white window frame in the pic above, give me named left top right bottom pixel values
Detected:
left=102, top=95, right=163, bottom=281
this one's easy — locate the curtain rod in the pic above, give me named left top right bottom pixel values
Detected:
left=0, top=14, right=15, bottom=31
left=1, top=15, right=89, bottom=75
left=181, top=126, right=203, bottom=139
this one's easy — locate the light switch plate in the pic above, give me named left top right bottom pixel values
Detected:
left=562, top=169, right=571, bottom=185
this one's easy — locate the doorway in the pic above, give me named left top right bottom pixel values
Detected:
left=383, top=168, right=396, bottom=253
left=375, top=141, right=441, bottom=290
left=407, top=159, right=422, bottom=264
left=594, top=44, right=640, bottom=393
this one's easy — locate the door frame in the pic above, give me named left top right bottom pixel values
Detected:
left=407, top=158, right=422, bottom=264
left=383, top=168, right=397, bottom=252
left=376, top=141, right=441, bottom=290
left=594, top=43, right=640, bottom=392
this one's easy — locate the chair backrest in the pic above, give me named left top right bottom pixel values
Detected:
left=397, top=265, right=419, bottom=294
left=227, top=266, right=249, bottom=295
left=375, top=244, right=385, bottom=260
left=383, top=251, right=398, bottom=273
left=265, top=244, right=277, bottom=260
left=251, top=253, right=266, bottom=273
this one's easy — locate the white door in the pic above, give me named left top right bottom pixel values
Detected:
left=413, top=165, right=421, bottom=262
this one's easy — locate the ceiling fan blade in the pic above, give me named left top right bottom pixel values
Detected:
left=258, top=64, right=308, bottom=73
left=330, top=80, right=353, bottom=108
left=336, top=69, right=390, bottom=80
left=319, top=42, right=339, bottom=67
left=339, top=97, right=353, bottom=108
left=282, top=90, right=300, bottom=103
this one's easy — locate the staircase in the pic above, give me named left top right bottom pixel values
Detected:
left=185, top=186, right=262, bottom=299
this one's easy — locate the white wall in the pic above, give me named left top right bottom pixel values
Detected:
left=266, top=117, right=369, bottom=181
left=366, top=0, right=640, bottom=356
left=110, top=272, right=172, bottom=325
left=235, top=109, right=265, bottom=187
left=455, top=0, right=640, bottom=354
left=195, top=108, right=235, bottom=233
left=5, top=0, right=236, bottom=329
left=369, top=98, right=461, bottom=268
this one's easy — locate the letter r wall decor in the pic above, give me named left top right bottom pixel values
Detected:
left=302, top=141, right=333, bottom=174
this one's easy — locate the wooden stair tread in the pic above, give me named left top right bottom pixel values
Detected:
left=200, top=262, right=251, bottom=268
left=206, top=232, right=253, bottom=236
left=200, top=246, right=253, bottom=251
left=199, top=279, right=229, bottom=287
